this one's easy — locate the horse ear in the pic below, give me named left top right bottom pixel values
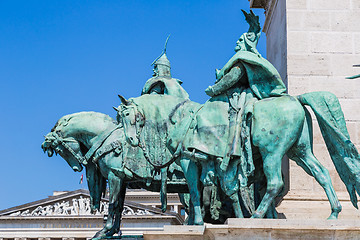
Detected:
left=118, top=95, right=129, bottom=106
left=113, top=106, right=119, bottom=112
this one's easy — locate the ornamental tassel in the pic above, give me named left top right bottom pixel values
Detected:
left=79, top=174, right=83, bottom=184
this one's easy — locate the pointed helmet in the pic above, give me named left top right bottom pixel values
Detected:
left=152, top=35, right=171, bottom=77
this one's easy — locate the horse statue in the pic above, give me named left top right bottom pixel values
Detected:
left=42, top=111, right=246, bottom=239
left=41, top=9, right=360, bottom=239
left=117, top=91, right=360, bottom=223
left=41, top=112, right=193, bottom=238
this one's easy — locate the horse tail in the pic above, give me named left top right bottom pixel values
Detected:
left=297, top=91, right=360, bottom=208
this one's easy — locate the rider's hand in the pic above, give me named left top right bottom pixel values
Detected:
left=205, top=86, right=215, bottom=97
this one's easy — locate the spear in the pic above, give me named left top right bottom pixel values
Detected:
left=346, top=65, right=360, bottom=79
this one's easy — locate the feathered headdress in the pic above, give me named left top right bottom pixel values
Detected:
left=241, top=9, right=261, bottom=35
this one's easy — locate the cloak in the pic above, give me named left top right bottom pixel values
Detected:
left=217, top=51, right=287, bottom=99
left=185, top=51, right=287, bottom=158
left=141, top=76, right=189, bottom=99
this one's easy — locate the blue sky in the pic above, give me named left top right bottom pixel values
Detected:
left=0, top=0, right=266, bottom=210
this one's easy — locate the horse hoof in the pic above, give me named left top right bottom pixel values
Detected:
left=327, top=214, right=338, bottom=220
left=91, top=234, right=105, bottom=240
left=92, top=230, right=107, bottom=240
left=251, top=212, right=262, bottom=218
left=194, top=218, right=204, bottom=225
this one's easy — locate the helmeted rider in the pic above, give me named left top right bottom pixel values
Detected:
left=195, top=10, right=288, bottom=218
left=141, top=35, right=189, bottom=100
left=204, top=10, right=287, bottom=174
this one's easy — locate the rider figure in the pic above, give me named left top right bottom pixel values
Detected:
left=198, top=10, right=288, bottom=217
left=205, top=10, right=287, bottom=100
left=142, top=35, right=189, bottom=99
left=205, top=10, right=287, bottom=174
left=141, top=36, right=191, bottom=213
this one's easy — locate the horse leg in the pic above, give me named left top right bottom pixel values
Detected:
left=178, top=193, right=194, bottom=225
left=287, top=108, right=341, bottom=219
left=265, top=201, right=278, bottom=219
left=188, top=198, right=195, bottom=225
left=230, top=193, right=243, bottom=218
left=93, top=171, right=123, bottom=239
left=216, top=158, right=244, bottom=218
left=179, top=157, right=204, bottom=225
left=252, top=152, right=284, bottom=218
left=256, top=183, right=277, bottom=219
left=250, top=95, right=305, bottom=218
left=107, top=181, right=127, bottom=236
left=290, top=152, right=342, bottom=219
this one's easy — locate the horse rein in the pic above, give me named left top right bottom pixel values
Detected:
left=49, top=131, right=88, bottom=165
left=119, top=104, right=145, bottom=139
left=49, top=125, right=122, bottom=166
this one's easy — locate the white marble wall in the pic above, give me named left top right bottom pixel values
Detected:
left=286, top=0, right=360, bottom=197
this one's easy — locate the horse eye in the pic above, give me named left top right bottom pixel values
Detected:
left=125, top=112, right=130, bottom=116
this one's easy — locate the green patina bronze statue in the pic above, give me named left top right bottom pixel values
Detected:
left=42, top=10, right=360, bottom=240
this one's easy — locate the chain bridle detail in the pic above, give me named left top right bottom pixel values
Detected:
left=120, top=104, right=144, bottom=143
left=50, top=131, right=88, bottom=165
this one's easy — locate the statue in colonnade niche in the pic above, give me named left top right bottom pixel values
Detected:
left=42, top=9, right=360, bottom=240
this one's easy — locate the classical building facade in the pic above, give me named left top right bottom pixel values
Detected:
left=0, top=189, right=184, bottom=239
left=250, top=0, right=360, bottom=219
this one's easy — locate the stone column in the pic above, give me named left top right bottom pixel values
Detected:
left=250, top=0, right=360, bottom=219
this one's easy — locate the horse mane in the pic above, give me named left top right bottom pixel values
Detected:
left=51, top=111, right=116, bottom=132
left=129, top=95, right=185, bottom=121
left=51, top=120, right=59, bottom=132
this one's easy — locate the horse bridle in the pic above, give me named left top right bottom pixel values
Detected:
left=120, top=99, right=200, bottom=169
left=48, top=125, right=122, bottom=166
left=48, top=131, right=88, bottom=165
left=120, top=104, right=145, bottom=141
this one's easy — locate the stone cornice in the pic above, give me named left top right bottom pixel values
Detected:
left=249, top=0, right=267, bottom=8
left=249, top=0, right=278, bottom=34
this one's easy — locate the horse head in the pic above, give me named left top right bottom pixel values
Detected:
left=42, top=113, right=110, bottom=212
left=116, top=95, right=145, bottom=147
left=42, top=118, right=84, bottom=172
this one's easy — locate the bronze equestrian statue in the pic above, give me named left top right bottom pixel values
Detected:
left=42, top=10, right=360, bottom=239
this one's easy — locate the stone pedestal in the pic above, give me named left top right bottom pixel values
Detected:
left=143, top=219, right=360, bottom=240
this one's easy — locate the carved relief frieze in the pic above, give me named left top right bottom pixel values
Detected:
left=8, top=196, right=153, bottom=217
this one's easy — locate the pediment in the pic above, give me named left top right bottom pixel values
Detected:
left=0, top=189, right=167, bottom=217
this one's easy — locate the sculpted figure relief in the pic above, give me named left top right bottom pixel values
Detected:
left=42, top=10, right=360, bottom=240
